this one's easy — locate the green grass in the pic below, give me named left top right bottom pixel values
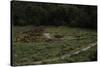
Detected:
left=12, top=26, right=97, bottom=66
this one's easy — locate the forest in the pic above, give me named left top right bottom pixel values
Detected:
left=11, top=1, right=97, bottom=29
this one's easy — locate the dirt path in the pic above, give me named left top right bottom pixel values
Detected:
left=31, top=42, right=97, bottom=64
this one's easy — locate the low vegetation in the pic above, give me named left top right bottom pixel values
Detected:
left=12, top=26, right=97, bottom=66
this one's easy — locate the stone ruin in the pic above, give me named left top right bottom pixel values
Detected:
left=15, top=27, right=52, bottom=42
left=15, top=27, right=64, bottom=42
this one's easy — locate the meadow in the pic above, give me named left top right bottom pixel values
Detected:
left=12, top=26, right=97, bottom=66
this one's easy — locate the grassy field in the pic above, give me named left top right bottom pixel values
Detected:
left=12, top=26, right=97, bottom=66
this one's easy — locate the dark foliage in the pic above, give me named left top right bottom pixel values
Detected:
left=11, top=1, right=97, bottom=29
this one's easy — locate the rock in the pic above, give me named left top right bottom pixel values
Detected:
left=54, top=34, right=64, bottom=38
left=43, top=33, right=52, bottom=39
